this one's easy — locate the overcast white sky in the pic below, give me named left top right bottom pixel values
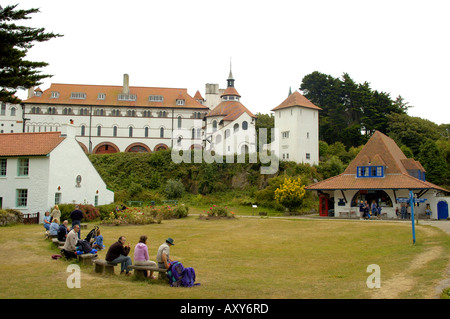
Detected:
left=6, top=0, right=450, bottom=125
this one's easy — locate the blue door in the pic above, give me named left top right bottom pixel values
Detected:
left=437, top=201, right=449, bottom=220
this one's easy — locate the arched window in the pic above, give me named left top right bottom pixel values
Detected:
left=129, top=126, right=133, bottom=137
left=212, top=120, right=217, bottom=132
left=160, top=127, right=164, bottom=138
left=242, top=121, right=248, bottom=130
left=97, top=125, right=101, bottom=136
left=215, top=134, right=222, bottom=144
left=144, top=127, right=149, bottom=137
left=113, top=126, right=118, bottom=137
left=10, top=107, right=16, bottom=116
left=178, top=116, right=182, bottom=129
left=233, top=123, right=239, bottom=133
left=225, top=129, right=230, bottom=139
left=80, top=125, right=85, bottom=137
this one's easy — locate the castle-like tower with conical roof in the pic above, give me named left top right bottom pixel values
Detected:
left=204, top=69, right=257, bottom=155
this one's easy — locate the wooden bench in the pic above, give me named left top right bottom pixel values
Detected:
left=127, top=265, right=168, bottom=280
left=77, top=253, right=98, bottom=265
left=80, top=223, right=88, bottom=230
left=52, top=238, right=65, bottom=249
left=93, top=259, right=118, bottom=275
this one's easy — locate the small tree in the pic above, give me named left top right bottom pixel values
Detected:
left=274, top=177, right=306, bottom=211
left=165, top=179, right=184, bottom=199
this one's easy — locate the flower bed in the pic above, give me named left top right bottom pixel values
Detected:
left=198, top=205, right=235, bottom=220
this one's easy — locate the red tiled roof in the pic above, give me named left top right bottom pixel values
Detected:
left=23, top=83, right=209, bottom=110
left=0, top=132, right=65, bottom=157
left=220, top=86, right=241, bottom=97
left=271, top=91, right=322, bottom=111
left=206, top=100, right=256, bottom=121
left=194, top=90, right=204, bottom=100
left=306, top=130, right=449, bottom=193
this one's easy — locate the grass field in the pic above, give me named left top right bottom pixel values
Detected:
left=0, top=215, right=449, bottom=299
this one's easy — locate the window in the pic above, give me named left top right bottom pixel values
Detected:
left=118, top=94, right=136, bottom=101
left=17, top=158, right=29, bottom=176
left=51, top=92, right=60, bottom=99
left=0, top=159, right=6, bottom=176
left=97, top=93, right=106, bottom=100
left=55, top=193, right=61, bottom=205
left=225, top=129, right=230, bottom=139
left=16, top=189, right=28, bottom=207
left=70, top=92, right=86, bottom=99
left=282, top=131, right=290, bottom=139
left=10, top=107, right=16, bottom=116
left=177, top=116, right=182, bottom=129
left=129, top=126, right=133, bottom=137
left=0, top=102, right=5, bottom=115
left=97, top=126, right=101, bottom=136
left=80, top=125, right=85, bottom=136
left=113, top=126, right=118, bottom=137
left=160, top=127, right=164, bottom=138
left=144, top=127, right=149, bottom=137
left=94, top=195, right=98, bottom=207
left=143, top=110, right=151, bottom=117
left=242, top=121, right=248, bottom=130
left=111, top=109, right=121, bottom=116
left=233, top=123, right=239, bottom=133
left=212, top=120, right=217, bottom=132
left=149, top=95, right=163, bottom=102
left=357, top=166, right=384, bottom=178
left=306, top=153, right=310, bottom=160
left=176, top=99, right=185, bottom=106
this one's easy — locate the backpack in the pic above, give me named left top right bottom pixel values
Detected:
left=181, top=267, right=198, bottom=287
left=167, top=261, right=200, bottom=287
left=77, top=239, right=92, bottom=254
left=167, top=261, right=184, bottom=287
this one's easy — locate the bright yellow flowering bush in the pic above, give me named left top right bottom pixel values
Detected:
left=274, top=177, right=306, bottom=211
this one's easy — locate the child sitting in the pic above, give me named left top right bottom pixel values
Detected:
left=91, top=229, right=105, bottom=250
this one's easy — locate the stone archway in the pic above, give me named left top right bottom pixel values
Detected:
left=154, top=143, right=169, bottom=152
left=93, top=142, right=120, bottom=154
left=125, top=143, right=151, bottom=153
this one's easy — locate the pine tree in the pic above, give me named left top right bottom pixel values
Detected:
left=0, top=4, right=62, bottom=103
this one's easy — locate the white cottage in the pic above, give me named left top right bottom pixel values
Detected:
left=0, top=124, right=114, bottom=223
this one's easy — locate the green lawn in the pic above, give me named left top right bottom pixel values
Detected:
left=0, top=215, right=449, bottom=299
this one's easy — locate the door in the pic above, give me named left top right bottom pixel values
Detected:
left=437, top=201, right=449, bottom=220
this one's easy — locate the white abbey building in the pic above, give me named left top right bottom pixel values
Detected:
left=2, top=71, right=320, bottom=165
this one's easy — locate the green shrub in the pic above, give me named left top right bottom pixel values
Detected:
left=165, top=179, right=185, bottom=199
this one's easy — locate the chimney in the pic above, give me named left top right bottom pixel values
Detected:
left=27, top=87, right=35, bottom=99
left=123, top=74, right=130, bottom=95
left=60, top=123, right=76, bottom=139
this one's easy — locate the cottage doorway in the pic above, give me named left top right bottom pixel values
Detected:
left=437, top=201, right=448, bottom=220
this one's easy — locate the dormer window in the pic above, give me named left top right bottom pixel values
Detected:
left=70, top=92, right=86, bottom=100
left=51, top=92, right=60, bottom=99
left=149, top=95, right=163, bottom=102
left=176, top=99, right=185, bottom=106
left=357, top=166, right=384, bottom=178
left=98, top=93, right=106, bottom=100
left=118, top=94, right=136, bottom=101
